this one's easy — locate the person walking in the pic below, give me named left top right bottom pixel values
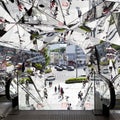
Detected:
left=50, top=0, right=56, bottom=9
left=60, top=87, right=64, bottom=99
left=54, top=86, right=57, bottom=93
left=58, top=84, right=60, bottom=93
left=43, top=88, right=48, bottom=99
left=67, top=103, right=72, bottom=110
left=78, top=91, right=82, bottom=100
left=25, top=93, right=30, bottom=105
left=53, top=6, right=58, bottom=19
left=31, top=104, right=36, bottom=110
left=77, top=9, right=82, bottom=18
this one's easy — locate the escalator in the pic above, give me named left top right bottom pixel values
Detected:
left=5, top=71, right=116, bottom=113
left=110, top=74, right=120, bottom=109
left=5, top=72, right=52, bottom=110
left=81, top=72, right=115, bottom=115
left=5, top=73, right=45, bottom=110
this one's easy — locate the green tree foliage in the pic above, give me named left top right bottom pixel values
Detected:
left=43, top=48, right=50, bottom=66
left=50, top=47, right=66, bottom=53
left=40, top=48, right=50, bottom=69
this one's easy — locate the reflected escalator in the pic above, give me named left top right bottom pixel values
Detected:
left=111, top=74, right=120, bottom=109
left=5, top=71, right=116, bottom=111
left=81, top=73, right=115, bottom=112
left=5, top=72, right=52, bottom=110
left=5, top=73, right=44, bottom=109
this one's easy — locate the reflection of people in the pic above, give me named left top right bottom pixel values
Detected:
left=43, top=88, right=48, bottom=99
left=58, top=85, right=60, bottom=93
left=25, top=93, right=30, bottom=105
left=67, top=103, right=72, bottom=110
left=77, top=9, right=82, bottom=18
left=60, top=87, right=64, bottom=99
left=54, top=86, right=57, bottom=93
left=49, top=81, right=52, bottom=87
left=54, top=6, right=58, bottom=18
left=31, top=104, right=36, bottom=110
left=78, top=91, right=83, bottom=100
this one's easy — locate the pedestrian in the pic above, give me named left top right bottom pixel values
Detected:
left=78, top=91, right=82, bottom=100
left=25, top=93, right=30, bottom=105
left=66, top=96, right=69, bottom=101
left=83, top=81, right=86, bottom=87
left=50, top=0, right=56, bottom=9
left=60, top=87, right=64, bottom=99
left=77, top=8, right=82, bottom=18
left=49, top=81, right=52, bottom=87
left=87, top=75, right=90, bottom=81
left=78, top=91, right=81, bottom=99
left=67, top=103, right=72, bottom=110
left=31, top=104, right=36, bottom=110
left=80, top=91, right=83, bottom=100
left=58, top=84, right=60, bottom=93
left=43, top=88, right=48, bottom=99
left=54, top=6, right=58, bottom=18
left=54, top=86, right=57, bottom=93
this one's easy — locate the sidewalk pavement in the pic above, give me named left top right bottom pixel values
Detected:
left=19, top=73, right=94, bottom=110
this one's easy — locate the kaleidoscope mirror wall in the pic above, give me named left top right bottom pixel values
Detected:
left=0, top=0, right=119, bottom=110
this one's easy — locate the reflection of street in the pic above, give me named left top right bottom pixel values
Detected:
left=51, top=67, right=87, bottom=84
left=18, top=67, right=94, bottom=110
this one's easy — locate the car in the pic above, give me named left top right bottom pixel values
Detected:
left=67, top=66, right=74, bottom=71
left=45, top=75, right=55, bottom=81
left=60, top=65, right=67, bottom=70
left=55, top=65, right=63, bottom=71
left=102, top=68, right=109, bottom=74
left=56, top=66, right=63, bottom=71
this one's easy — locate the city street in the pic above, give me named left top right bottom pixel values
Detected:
left=49, top=66, right=87, bottom=83
left=18, top=67, right=94, bottom=110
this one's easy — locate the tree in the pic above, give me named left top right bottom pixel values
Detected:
left=40, top=48, right=50, bottom=68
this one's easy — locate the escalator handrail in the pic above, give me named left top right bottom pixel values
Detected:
left=111, top=74, right=120, bottom=84
left=81, top=82, right=92, bottom=107
left=19, top=84, right=43, bottom=106
left=5, top=73, right=43, bottom=106
left=96, top=73, right=116, bottom=109
left=5, top=75, right=18, bottom=100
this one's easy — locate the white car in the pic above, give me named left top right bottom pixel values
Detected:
left=102, top=68, right=109, bottom=74
left=45, top=75, right=55, bottom=81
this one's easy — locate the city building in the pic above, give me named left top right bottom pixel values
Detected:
left=49, top=51, right=60, bottom=65
left=66, top=44, right=87, bottom=66
left=106, top=46, right=117, bottom=60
